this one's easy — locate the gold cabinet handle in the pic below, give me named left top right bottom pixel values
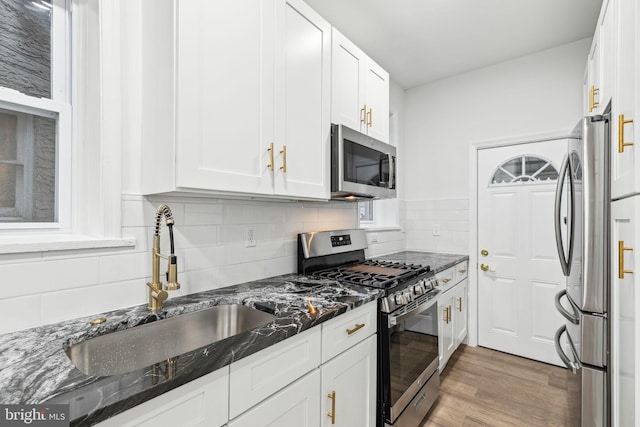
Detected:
left=280, top=145, right=287, bottom=173
left=267, top=143, right=274, bottom=171
left=619, top=240, right=634, bottom=279
left=444, top=306, right=451, bottom=324
left=441, top=278, right=451, bottom=284
left=457, top=297, right=463, bottom=312
left=360, top=105, right=367, bottom=124
left=367, top=108, right=373, bottom=127
left=458, top=268, right=467, bottom=274
left=346, top=323, right=365, bottom=335
left=618, top=114, right=634, bottom=153
left=327, top=391, right=336, bottom=424
left=589, top=85, right=600, bottom=112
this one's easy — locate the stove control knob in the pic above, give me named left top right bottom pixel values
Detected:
left=394, top=293, right=405, bottom=305
left=414, top=284, right=424, bottom=295
left=424, top=280, right=434, bottom=291
left=403, top=290, right=414, bottom=302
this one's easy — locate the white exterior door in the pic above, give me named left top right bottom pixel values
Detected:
left=477, top=140, right=568, bottom=366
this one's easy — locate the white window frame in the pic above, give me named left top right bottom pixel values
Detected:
left=0, top=0, right=135, bottom=252
left=0, top=0, right=71, bottom=232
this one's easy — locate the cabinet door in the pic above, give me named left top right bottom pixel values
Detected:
left=273, top=0, right=330, bottom=199
left=598, top=0, right=614, bottom=111
left=611, top=0, right=638, bottom=199
left=437, top=292, right=455, bottom=372
left=331, top=28, right=366, bottom=133
left=175, top=0, right=274, bottom=195
left=587, top=32, right=601, bottom=115
left=453, top=279, right=468, bottom=347
left=321, top=335, right=376, bottom=427
left=363, top=59, right=389, bottom=143
left=229, top=369, right=321, bottom=427
left=611, top=197, right=638, bottom=427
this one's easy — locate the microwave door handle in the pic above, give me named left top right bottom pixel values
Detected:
left=378, top=154, right=390, bottom=187
left=554, top=154, right=571, bottom=276
left=387, top=153, right=394, bottom=189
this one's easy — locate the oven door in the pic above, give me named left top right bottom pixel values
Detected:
left=380, top=295, right=439, bottom=425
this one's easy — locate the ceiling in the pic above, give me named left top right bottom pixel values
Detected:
left=304, top=0, right=603, bottom=89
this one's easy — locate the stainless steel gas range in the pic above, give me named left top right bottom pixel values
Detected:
left=298, top=229, right=440, bottom=427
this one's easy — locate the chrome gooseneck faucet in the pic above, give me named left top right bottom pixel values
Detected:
left=147, top=204, right=180, bottom=311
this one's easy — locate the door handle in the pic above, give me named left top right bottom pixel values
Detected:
left=480, top=263, right=495, bottom=272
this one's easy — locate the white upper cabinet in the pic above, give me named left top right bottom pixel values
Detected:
left=331, top=29, right=390, bottom=143
left=586, top=0, right=614, bottom=115
left=140, top=0, right=330, bottom=201
left=611, top=0, right=639, bottom=199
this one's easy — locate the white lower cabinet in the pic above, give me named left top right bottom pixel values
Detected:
left=228, top=370, right=321, bottom=427
left=436, top=261, right=469, bottom=372
left=320, top=335, right=377, bottom=427
left=611, top=197, right=638, bottom=426
left=95, top=366, right=229, bottom=427
left=95, top=302, right=377, bottom=427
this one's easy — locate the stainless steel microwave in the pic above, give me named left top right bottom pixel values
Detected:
left=331, top=124, right=397, bottom=200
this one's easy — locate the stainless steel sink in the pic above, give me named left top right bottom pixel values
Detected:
left=66, top=305, right=275, bottom=377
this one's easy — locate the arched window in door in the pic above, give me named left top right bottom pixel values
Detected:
left=490, top=155, right=559, bottom=185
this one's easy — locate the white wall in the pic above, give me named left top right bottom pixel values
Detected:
left=402, top=38, right=591, bottom=253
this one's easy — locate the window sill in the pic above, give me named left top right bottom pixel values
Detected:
left=0, top=235, right=136, bottom=254
left=362, top=226, right=402, bottom=232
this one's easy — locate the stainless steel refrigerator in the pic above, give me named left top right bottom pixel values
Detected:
left=554, top=111, right=610, bottom=427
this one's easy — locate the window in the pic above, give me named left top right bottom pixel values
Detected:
left=0, top=0, right=71, bottom=229
left=490, top=155, right=559, bottom=185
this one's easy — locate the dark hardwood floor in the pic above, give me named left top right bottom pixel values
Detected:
left=422, top=345, right=579, bottom=427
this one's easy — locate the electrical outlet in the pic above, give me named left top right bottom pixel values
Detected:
left=432, top=224, right=441, bottom=236
left=245, top=226, right=257, bottom=247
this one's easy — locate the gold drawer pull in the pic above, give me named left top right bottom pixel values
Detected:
left=618, top=114, right=634, bottom=153
left=619, top=240, right=634, bottom=279
left=360, top=105, right=367, bottom=124
left=327, top=391, right=336, bottom=424
left=444, top=306, right=450, bottom=324
left=441, top=278, right=451, bottom=284
left=457, top=297, right=463, bottom=312
left=458, top=268, right=467, bottom=274
left=346, top=323, right=365, bottom=335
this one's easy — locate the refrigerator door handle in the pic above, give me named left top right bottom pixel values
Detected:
left=554, top=325, right=582, bottom=374
left=555, top=290, right=580, bottom=325
left=554, top=154, right=574, bottom=276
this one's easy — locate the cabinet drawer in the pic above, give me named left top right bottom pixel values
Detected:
left=229, top=327, right=321, bottom=418
left=435, top=266, right=455, bottom=292
left=454, top=261, right=468, bottom=283
left=321, top=301, right=377, bottom=363
left=96, top=366, right=229, bottom=427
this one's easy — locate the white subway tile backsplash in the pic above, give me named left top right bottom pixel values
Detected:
left=183, top=203, right=224, bottom=226
left=217, top=261, right=267, bottom=288
left=99, top=251, right=151, bottom=284
left=0, top=257, right=101, bottom=300
left=0, top=295, right=42, bottom=334
left=42, top=280, right=147, bottom=325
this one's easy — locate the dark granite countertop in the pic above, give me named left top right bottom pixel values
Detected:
left=371, top=250, right=468, bottom=274
left=0, top=275, right=382, bottom=426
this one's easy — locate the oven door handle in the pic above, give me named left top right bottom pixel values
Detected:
left=388, top=296, right=438, bottom=327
